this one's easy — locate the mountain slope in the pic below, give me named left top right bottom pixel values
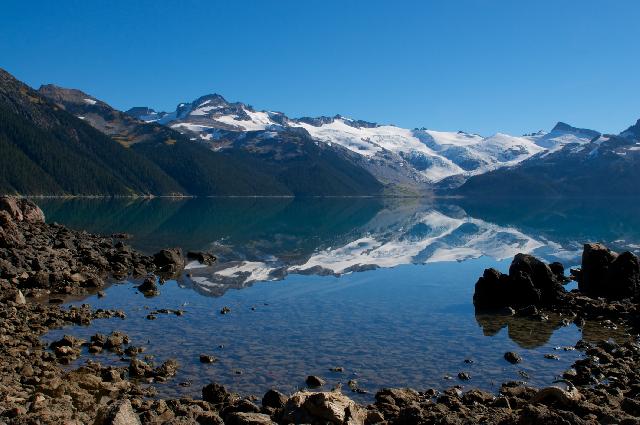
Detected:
left=0, top=69, right=185, bottom=195
left=40, top=84, right=382, bottom=196
left=456, top=124, right=640, bottom=197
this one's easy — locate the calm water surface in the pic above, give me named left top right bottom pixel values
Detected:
left=39, top=197, right=640, bottom=401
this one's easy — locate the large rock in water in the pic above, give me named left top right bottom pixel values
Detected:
left=580, top=243, right=639, bottom=299
left=153, top=248, right=184, bottom=275
left=473, top=254, right=565, bottom=309
left=0, top=196, right=45, bottom=223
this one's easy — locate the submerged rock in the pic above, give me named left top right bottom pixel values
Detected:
left=504, top=351, right=522, bottom=364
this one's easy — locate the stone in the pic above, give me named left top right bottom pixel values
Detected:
left=187, top=251, right=216, bottom=265
left=203, top=382, right=234, bottom=405
left=580, top=243, right=617, bottom=295
left=225, top=412, right=276, bottom=425
left=306, top=375, right=326, bottom=388
left=137, top=276, right=158, bottom=296
left=262, top=389, right=288, bottom=409
left=94, top=399, right=141, bottom=425
left=281, top=390, right=366, bottom=425
left=15, top=289, right=26, bottom=305
left=607, top=251, right=640, bottom=299
left=504, top=351, right=522, bottom=364
left=153, top=248, right=185, bottom=274
left=0, top=197, right=45, bottom=223
left=200, top=354, right=217, bottom=363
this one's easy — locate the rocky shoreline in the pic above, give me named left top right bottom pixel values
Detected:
left=0, top=196, right=639, bottom=424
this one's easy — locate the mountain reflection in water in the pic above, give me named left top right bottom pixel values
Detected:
left=39, top=197, right=640, bottom=298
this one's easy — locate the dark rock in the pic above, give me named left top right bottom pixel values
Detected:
left=305, top=375, right=325, bottom=388
left=608, top=251, right=640, bottom=299
left=220, top=306, right=231, bottom=315
left=504, top=351, right=522, bottom=364
left=580, top=243, right=617, bottom=295
left=262, top=389, right=288, bottom=409
left=153, top=248, right=184, bottom=275
left=129, top=358, right=152, bottom=378
left=509, top=253, right=565, bottom=303
left=154, top=359, right=179, bottom=379
left=475, top=254, right=566, bottom=310
left=473, top=268, right=511, bottom=309
left=203, top=382, right=234, bottom=405
left=187, top=251, right=216, bottom=265
left=549, top=262, right=567, bottom=281
left=200, top=354, right=217, bottom=364
left=137, top=276, right=158, bottom=296
left=458, top=372, right=471, bottom=380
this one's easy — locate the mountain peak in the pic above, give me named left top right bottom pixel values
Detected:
left=551, top=121, right=600, bottom=139
left=620, top=118, right=640, bottom=140
left=38, top=84, right=101, bottom=107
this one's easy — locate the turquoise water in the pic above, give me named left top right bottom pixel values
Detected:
left=40, top=198, right=640, bottom=401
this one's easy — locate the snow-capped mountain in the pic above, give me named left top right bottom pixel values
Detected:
left=128, top=93, right=606, bottom=189
left=457, top=119, right=640, bottom=197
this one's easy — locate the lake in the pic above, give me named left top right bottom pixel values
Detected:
left=39, top=197, right=640, bottom=401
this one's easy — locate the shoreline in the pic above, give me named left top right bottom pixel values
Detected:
left=0, top=197, right=638, bottom=424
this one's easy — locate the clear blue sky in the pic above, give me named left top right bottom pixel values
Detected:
left=1, top=0, right=639, bottom=135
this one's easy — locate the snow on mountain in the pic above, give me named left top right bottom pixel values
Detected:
left=125, top=94, right=604, bottom=185
left=528, top=122, right=600, bottom=153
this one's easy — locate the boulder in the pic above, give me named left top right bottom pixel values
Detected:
left=225, top=412, right=276, bottom=425
left=94, top=399, right=141, bottom=425
left=262, top=389, right=288, bottom=409
left=281, top=390, right=366, bottom=425
left=0, top=196, right=45, bottom=223
left=305, top=375, right=326, bottom=388
left=504, top=351, right=522, bottom=364
left=607, top=251, right=640, bottom=299
left=203, top=382, right=236, bottom=406
left=580, top=243, right=617, bottom=295
left=137, top=276, right=158, bottom=296
left=473, top=268, right=511, bottom=309
left=509, top=254, right=564, bottom=303
left=474, top=255, right=566, bottom=310
left=580, top=244, right=639, bottom=299
left=153, top=248, right=184, bottom=275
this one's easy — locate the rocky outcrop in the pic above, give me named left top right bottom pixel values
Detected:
left=0, top=196, right=159, bottom=298
left=0, top=197, right=45, bottom=223
left=475, top=245, right=640, bottom=310
left=474, top=254, right=566, bottom=309
left=579, top=243, right=639, bottom=299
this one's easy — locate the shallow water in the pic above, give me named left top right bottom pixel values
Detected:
left=39, top=197, right=640, bottom=401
